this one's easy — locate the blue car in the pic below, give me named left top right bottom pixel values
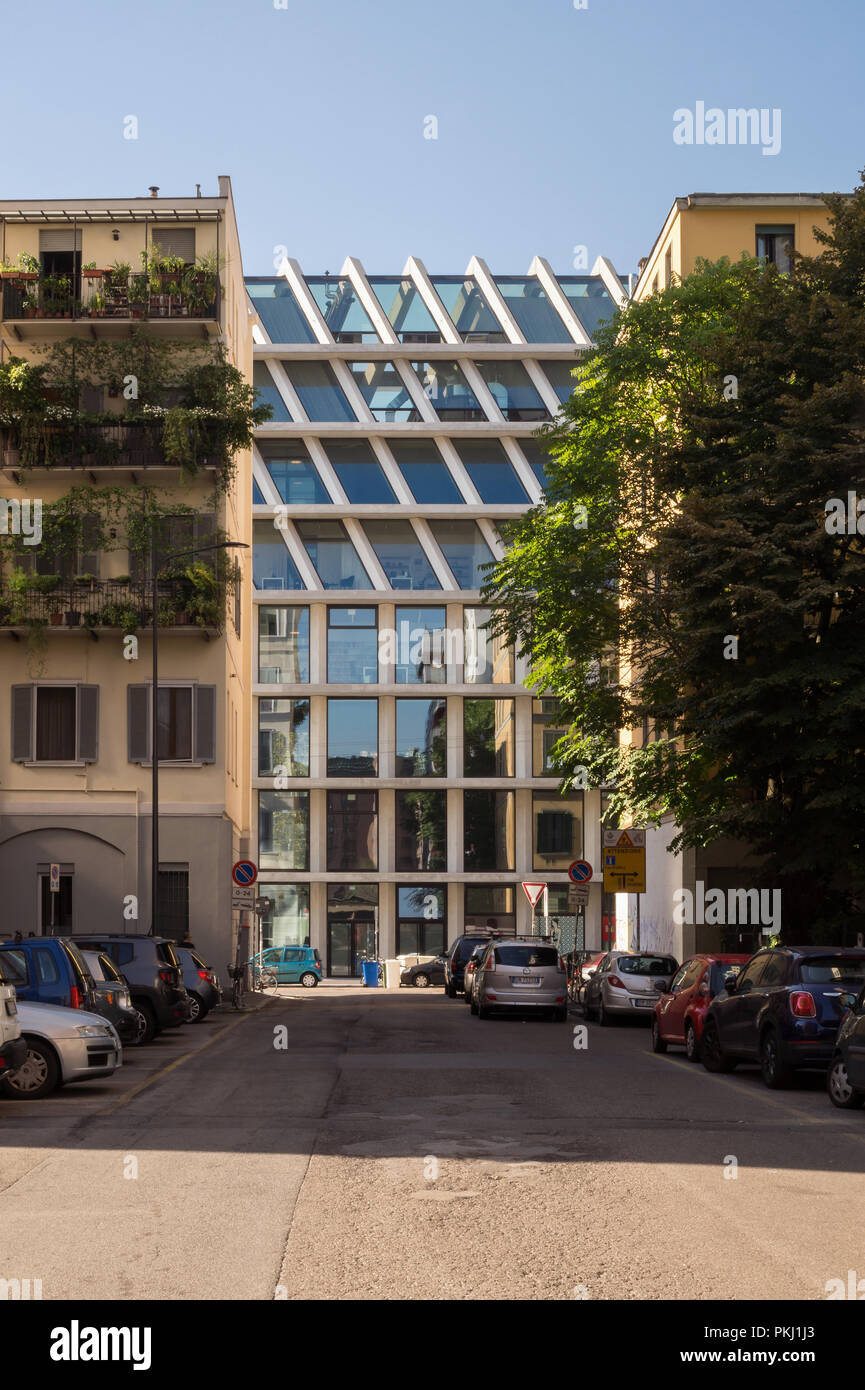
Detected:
left=250, top=945, right=322, bottom=987
left=0, top=937, right=98, bottom=1013
left=701, top=945, right=865, bottom=1088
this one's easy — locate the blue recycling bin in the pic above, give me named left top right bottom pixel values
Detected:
left=362, top=960, right=379, bottom=988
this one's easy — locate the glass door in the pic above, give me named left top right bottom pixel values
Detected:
left=327, top=886, right=378, bottom=976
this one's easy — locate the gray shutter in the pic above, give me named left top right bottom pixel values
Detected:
left=153, top=228, right=195, bottom=263
left=195, top=686, right=216, bottom=763
left=128, top=685, right=150, bottom=763
left=77, top=685, right=99, bottom=762
left=11, top=686, right=33, bottom=762
left=78, top=513, right=100, bottom=577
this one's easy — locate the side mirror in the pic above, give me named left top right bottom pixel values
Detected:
left=655, top=980, right=669, bottom=993
left=840, top=992, right=858, bottom=1012
left=725, top=975, right=738, bottom=994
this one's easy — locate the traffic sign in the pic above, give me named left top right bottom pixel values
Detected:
left=522, top=882, right=546, bottom=909
left=231, top=884, right=254, bottom=908
left=568, top=860, right=593, bottom=884
left=49, top=863, right=60, bottom=894
left=232, top=860, right=258, bottom=887
left=602, top=828, right=646, bottom=893
left=569, top=883, right=590, bottom=907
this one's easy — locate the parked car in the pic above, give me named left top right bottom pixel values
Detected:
left=462, top=944, right=489, bottom=1004
left=580, top=951, right=605, bottom=984
left=702, top=946, right=865, bottom=1089
left=0, top=936, right=98, bottom=1013
left=0, top=961, right=27, bottom=1079
left=177, top=947, right=222, bottom=1021
left=472, top=938, right=569, bottom=1021
left=249, top=945, right=322, bottom=988
left=1, top=1000, right=121, bottom=1100
left=652, top=954, right=750, bottom=1061
left=584, top=951, right=679, bottom=1025
left=401, top=956, right=446, bottom=988
left=828, top=982, right=865, bottom=1109
left=444, top=935, right=496, bottom=998
left=80, top=949, right=147, bottom=1046
left=72, top=935, right=189, bottom=1044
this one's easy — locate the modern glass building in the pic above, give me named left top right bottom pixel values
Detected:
left=247, top=254, right=625, bottom=974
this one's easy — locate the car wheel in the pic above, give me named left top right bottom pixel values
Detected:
left=598, top=996, right=611, bottom=1027
left=651, top=1017, right=667, bottom=1053
left=1, top=1038, right=60, bottom=1100
left=128, top=1010, right=148, bottom=1047
left=477, top=1001, right=491, bottom=1020
left=583, top=993, right=596, bottom=1021
left=828, top=1055, right=865, bottom=1109
left=186, top=991, right=207, bottom=1024
left=470, top=996, right=478, bottom=1015
left=760, top=1028, right=792, bottom=1090
left=299, top=972, right=318, bottom=988
left=684, top=1021, right=700, bottom=1063
left=701, top=1019, right=736, bottom=1073
left=135, top=1002, right=157, bottom=1045
left=413, top=973, right=430, bottom=989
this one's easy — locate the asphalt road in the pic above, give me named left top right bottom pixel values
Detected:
left=1, top=986, right=863, bottom=1301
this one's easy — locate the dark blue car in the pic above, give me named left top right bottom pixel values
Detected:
left=0, top=937, right=98, bottom=1013
left=701, top=946, right=865, bottom=1089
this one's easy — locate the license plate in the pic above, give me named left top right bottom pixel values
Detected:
left=510, top=976, right=541, bottom=986
left=633, top=998, right=655, bottom=1007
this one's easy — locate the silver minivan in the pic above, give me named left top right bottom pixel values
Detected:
left=583, top=950, right=678, bottom=1024
left=472, top=938, right=569, bottom=1021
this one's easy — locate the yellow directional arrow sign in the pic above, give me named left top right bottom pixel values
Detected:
left=602, top=827, right=646, bottom=893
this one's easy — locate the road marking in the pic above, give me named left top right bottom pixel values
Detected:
left=651, top=1050, right=849, bottom=1128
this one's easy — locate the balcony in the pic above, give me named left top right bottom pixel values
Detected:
left=0, top=578, right=223, bottom=634
left=0, top=267, right=219, bottom=336
left=0, top=418, right=223, bottom=475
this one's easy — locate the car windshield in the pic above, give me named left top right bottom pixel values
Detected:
left=83, top=951, right=106, bottom=980
left=61, top=940, right=94, bottom=986
left=190, top=952, right=208, bottom=970
left=709, top=962, right=743, bottom=995
left=618, top=955, right=677, bottom=976
left=157, top=942, right=180, bottom=969
left=494, top=946, right=558, bottom=967
left=799, top=957, right=865, bottom=985
left=457, top=939, right=488, bottom=961
left=98, top=953, right=123, bottom=983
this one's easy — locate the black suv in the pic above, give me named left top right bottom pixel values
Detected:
left=444, top=935, right=500, bottom=998
left=72, top=935, right=189, bottom=1043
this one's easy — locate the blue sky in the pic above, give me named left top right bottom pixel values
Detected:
left=6, top=0, right=863, bottom=277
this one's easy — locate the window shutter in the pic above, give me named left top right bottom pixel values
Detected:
left=152, top=228, right=195, bottom=263
left=39, top=229, right=81, bottom=253
left=77, top=685, right=99, bottom=762
left=128, top=685, right=150, bottom=763
left=78, top=513, right=100, bottom=577
left=11, top=685, right=33, bottom=761
left=195, top=686, right=216, bottom=763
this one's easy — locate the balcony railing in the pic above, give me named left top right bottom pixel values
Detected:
left=0, top=420, right=222, bottom=472
left=0, top=579, right=222, bottom=631
left=1, top=270, right=218, bottom=323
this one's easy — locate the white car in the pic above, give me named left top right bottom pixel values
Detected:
left=1, top=1001, right=122, bottom=1100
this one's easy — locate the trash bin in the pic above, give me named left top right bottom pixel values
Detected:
left=362, top=960, right=379, bottom=988
left=384, top=959, right=402, bottom=990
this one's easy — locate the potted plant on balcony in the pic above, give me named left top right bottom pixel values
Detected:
left=185, top=561, right=221, bottom=629
left=127, top=275, right=148, bottom=318
left=64, top=604, right=81, bottom=627
left=89, top=291, right=106, bottom=318
left=183, top=252, right=221, bottom=317
left=106, top=261, right=131, bottom=314
left=82, top=261, right=110, bottom=280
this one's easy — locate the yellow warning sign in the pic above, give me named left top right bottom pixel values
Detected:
left=602, top=828, right=646, bottom=893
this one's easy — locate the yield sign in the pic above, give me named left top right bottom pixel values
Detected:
left=522, top=882, right=546, bottom=909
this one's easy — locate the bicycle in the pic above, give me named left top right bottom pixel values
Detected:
left=254, top=964, right=278, bottom=990
left=227, top=964, right=246, bottom=1009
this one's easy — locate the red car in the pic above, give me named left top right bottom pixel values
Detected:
left=652, top=954, right=750, bottom=1061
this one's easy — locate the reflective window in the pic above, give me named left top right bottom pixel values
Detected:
left=452, top=440, right=529, bottom=503
left=533, top=791, right=583, bottom=869
left=431, top=277, right=504, bottom=342
left=258, top=883, right=310, bottom=950
left=366, top=277, right=440, bottom=342
left=296, top=520, right=373, bottom=590
left=396, top=698, right=447, bottom=775
left=464, top=607, right=514, bottom=683
left=463, top=791, right=515, bottom=871
left=327, top=793, right=377, bottom=871
left=253, top=362, right=291, bottom=421
left=389, top=606, right=447, bottom=685
left=258, top=441, right=331, bottom=504
left=475, top=360, right=549, bottom=421
left=542, top=360, right=580, bottom=405
left=409, top=361, right=484, bottom=420
left=327, top=883, right=378, bottom=975
left=327, top=607, right=378, bottom=684
left=494, top=276, right=572, bottom=342
left=755, top=226, right=795, bottom=275
left=283, top=361, right=356, bottom=422
left=306, top=277, right=378, bottom=342
left=321, top=439, right=397, bottom=504
left=258, top=791, right=309, bottom=870
left=463, top=698, right=515, bottom=776
left=258, top=605, right=309, bottom=683
left=396, top=886, right=446, bottom=957
left=246, top=280, right=316, bottom=344
left=464, top=884, right=515, bottom=935
left=327, top=698, right=378, bottom=775
left=346, top=360, right=419, bottom=421
left=253, top=520, right=305, bottom=591
left=428, top=521, right=494, bottom=589
left=395, top=790, right=447, bottom=870
left=557, top=277, right=615, bottom=340
left=517, top=439, right=552, bottom=492
left=363, top=520, right=440, bottom=591
left=258, top=698, right=309, bottom=776
left=252, top=476, right=267, bottom=506
left=387, top=438, right=464, bottom=504
left=533, top=698, right=568, bottom=775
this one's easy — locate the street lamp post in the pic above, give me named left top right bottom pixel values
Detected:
left=149, top=536, right=247, bottom=936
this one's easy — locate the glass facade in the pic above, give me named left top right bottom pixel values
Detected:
left=258, top=791, right=309, bottom=870
left=258, top=442, right=331, bottom=504
left=533, top=791, right=583, bottom=869
left=409, top=361, right=484, bottom=420
left=366, top=277, right=440, bottom=341
left=557, top=277, right=615, bottom=339
left=533, top=698, right=568, bottom=775
left=387, top=439, right=463, bottom=504
left=475, top=360, right=549, bottom=421
left=518, top=439, right=552, bottom=491
left=258, top=605, right=309, bottom=683
left=285, top=361, right=355, bottom=421
left=258, top=698, right=310, bottom=776
left=542, top=360, right=580, bottom=405
left=464, top=884, right=516, bottom=935
left=395, top=790, right=447, bottom=870
left=389, top=606, right=447, bottom=684
left=306, top=278, right=378, bottom=342
left=253, top=521, right=305, bottom=591
left=363, top=520, right=440, bottom=591
left=322, top=439, right=397, bottom=504
left=464, top=607, right=513, bottom=684
left=327, top=698, right=378, bottom=775
left=431, top=277, right=504, bottom=342
left=259, top=884, right=311, bottom=949
left=296, top=520, right=373, bottom=590
left=327, top=607, right=378, bottom=683
left=428, top=521, right=494, bottom=589
left=346, top=360, right=419, bottom=421
left=494, top=276, right=573, bottom=342
left=327, top=794, right=377, bottom=871
left=453, top=440, right=529, bottom=503
left=463, top=698, right=515, bottom=776
left=396, top=886, right=446, bottom=957
left=463, top=790, right=515, bottom=871
left=253, top=361, right=291, bottom=420
left=396, top=698, right=446, bottom=775
left=246, top=279, right=317, bottom=344
left=327, top=883, right=378, bottom=976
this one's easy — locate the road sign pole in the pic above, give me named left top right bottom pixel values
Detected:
left=543, top=885, right=549, bottom=940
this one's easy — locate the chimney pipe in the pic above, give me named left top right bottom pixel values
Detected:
left=195, top=184, right=201, bottom=198
left=149, top=185, right=159, bottom=199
